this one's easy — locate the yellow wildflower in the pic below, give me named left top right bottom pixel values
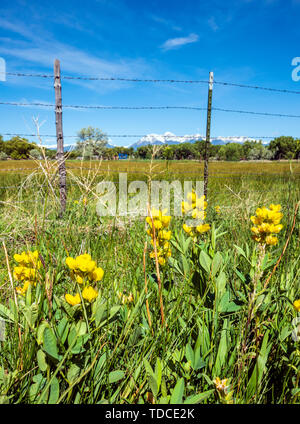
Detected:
left=82, top=286, right=98, bottom=302
left=182, top=191, right=210, bottom=240
left=89, top=267, right=104, bottom=282
left=250, top=204, right=283, bottom=246
left=146, top=208, right=172, bottom=266
left=293, top=299, right=300, bottom=312
left=65, top=293, right=81, bottom=306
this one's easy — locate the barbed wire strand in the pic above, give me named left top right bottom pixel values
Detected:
left=1, top=101, right=300, bottom=118
left=2, top=71, right=300, bottom=95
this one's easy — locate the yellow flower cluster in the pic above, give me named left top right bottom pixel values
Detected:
left=250, top=204, right=283, bottom=246
left=65, top=253, right=104, bottom=305
left=182, top=191, right=210, bottom=239
left=293, top=299, right=300, bottom=312
left=146, top=208, right=172, bottom=266
left=215, top=205, right=221, bottom=214
left=14, top=250, right=41, bottom=296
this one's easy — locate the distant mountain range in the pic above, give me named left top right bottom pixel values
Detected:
left=46, top=133, right=267, bottom=151
left=128, top=132, right=263, bottom=149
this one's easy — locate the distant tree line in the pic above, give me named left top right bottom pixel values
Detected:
left=0, top=131, right=299, bottom=161
left=0, top=135, right=56, bottom=160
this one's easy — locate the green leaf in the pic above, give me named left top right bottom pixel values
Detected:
left=144, top=358, right=158, bottom=397
left=22, top=304, right=39, bottom=329
left=184, top=389, right=214, bottom=404
left=185, top=344, right=194, bottom=368
left=67, top=363, right=81, bottom=384
left=170, top=378, right=185, bottom=404
left=48, top=377, right=59, bottom=404
left=25, top=282, right=32, bottom=306
left=0, top=303, right=15, bottom=323
left=234, top=245, right=249, bottom=261
left=155, top=358, right=162, bottom=395
left=211, top=252, right=223, bottom=277
left=216, top=271, right=226, bottom=297
left=199, top=251, right=212, bottom=274
left=94, top=302, right=107, bottom=326
left=193, top=347, right=206, bottom=371
left=37, top=349, right=48, bottom=372
left=37, top=321, right=49, bottom=345
left=214, top=319, right=229, bottom=375
left=57, top=316, right=69, bottom=344
left=247, top=330, right=271, bottom=399
left=43, top=327, right=61, bottom=361
left=108, top=370, right=125, bottom=384
left=279, top=326, right=291, bottom=342
left=71, top=334, right=90, bottom=354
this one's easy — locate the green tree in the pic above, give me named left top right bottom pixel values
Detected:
left=217, top=143, right=244, bottom=161
left=2, top=137, right=36, bottom=159
left=269, top=136, right=300, bottom=160
left=29, top=148, right=42, bottom=159
left=76, top=127, right=108, bottom=159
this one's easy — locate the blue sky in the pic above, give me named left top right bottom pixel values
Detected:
left=1, top=0, right=300, bottom=147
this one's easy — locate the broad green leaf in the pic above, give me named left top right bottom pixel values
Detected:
left=67, top=363, right=81, bottom=384
left=43, top=327, right=61, bottom=361
left=108, top=370, right=125, bottom=384
left=199, top=251, right=212, bottom=274
left=214, top=319, right=229, bottom=376
left=57, top=316, right=69, bottom=344
left=170, top=378, right=184, bottom=404
left=185, top=344, right=194, bottom=368
left=37, top=321, right=49, bottom=345
left=216, top=271, right=226, bottom=297
left=143, top=358, right=158, bottom=397
left=211, top=252, right=223, bottom=277
left=0, top=303, right=15, bottom=323
left=71, top=334, right=90, bottom=354
left=94, top=302, right=107, bottom=326
left=184, top=389, right=214, bottom=404
left=37, top=349, right=48, bottom=372
left=193, top=347, right=206, bottom=371
left=48, top=377, right=59, bottom=404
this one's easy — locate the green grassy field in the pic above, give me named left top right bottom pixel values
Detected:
left=0, top=159, right=299, bottom=404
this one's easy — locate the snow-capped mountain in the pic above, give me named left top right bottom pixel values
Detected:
left=129, top=132, right=262, bottom=149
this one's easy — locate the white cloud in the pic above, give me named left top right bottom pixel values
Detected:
left=0, top=18, right=149, bottom=88
left=208, top=17, right=219, bottom=32
left=160, top=33, right=199, bottom=51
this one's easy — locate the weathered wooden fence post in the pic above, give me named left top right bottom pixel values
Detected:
left=54, top=59, right=67, bottom=215
left=204, top=71, right=213, bottom=199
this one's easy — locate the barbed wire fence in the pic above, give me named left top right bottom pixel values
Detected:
left=0, top=60, right=300, bottom=214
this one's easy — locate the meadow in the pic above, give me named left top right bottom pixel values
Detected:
left=0, top=158, right=299, bottom=404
